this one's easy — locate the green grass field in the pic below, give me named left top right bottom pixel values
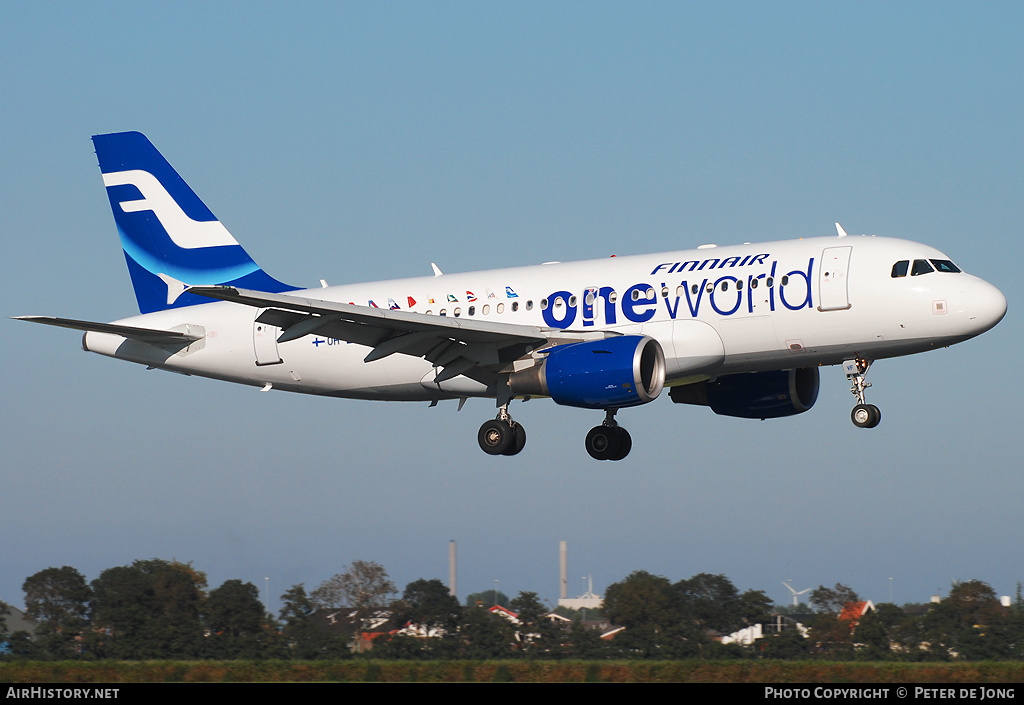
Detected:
left=2, top=660, right=1024, bottom=683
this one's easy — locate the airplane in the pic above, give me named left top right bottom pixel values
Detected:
left=16, top=132, right=1007, bottom=461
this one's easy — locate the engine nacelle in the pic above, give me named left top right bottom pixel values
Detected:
left=509, top=335, right=666, bottom=409
left=669, top=367, right=819, bottom=419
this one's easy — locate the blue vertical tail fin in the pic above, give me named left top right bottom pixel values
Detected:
left=92, top=131, right=295, bottom=313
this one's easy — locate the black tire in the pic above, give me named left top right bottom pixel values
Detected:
left=502, top=422, right=527, bottom=456
left=607, top=427, right=632, bottom=461
left=478, top=419, right=512, bottom=455
left=865, top=404, right=881, bottom=428
left=851, top=404, right=874, bottom=428
left=585, top=425, right=616, bottom=461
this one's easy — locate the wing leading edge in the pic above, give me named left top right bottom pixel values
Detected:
left=188, top=285, right=613, bottom=386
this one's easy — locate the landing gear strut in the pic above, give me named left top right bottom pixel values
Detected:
left=845, top=358, right=881, bottom=429
left=477, top=400, right=527, bottom=456
left=585, top=409, right=632, bottom=461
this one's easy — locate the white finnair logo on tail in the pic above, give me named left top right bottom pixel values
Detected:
left=102, top=170, right=238, bottom=249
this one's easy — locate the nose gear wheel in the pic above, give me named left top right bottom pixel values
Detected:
left=845, top=358, right=881, bottom=429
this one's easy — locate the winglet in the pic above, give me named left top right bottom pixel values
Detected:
left=157, top=273, right=189, bottom=305
left=835, top=222, right=848, bottom=238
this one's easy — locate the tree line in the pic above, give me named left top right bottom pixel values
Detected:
left=3, top=559, right=1024, bottom=661
left=599, top=573, right=1024, bottom=661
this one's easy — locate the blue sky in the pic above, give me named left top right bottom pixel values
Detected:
left=2, top=2, right=1022, bottom=614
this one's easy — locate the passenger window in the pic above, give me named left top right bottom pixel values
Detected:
left=468, top=306, right=475, bottom=316
left=511, top=301, right=518, bottom=312
left=440, top=309, right=447, bottom=317
left=750, top=278, right=758, bottom=289
left=781, top=275, right=789, bottom=286
left=497, top=303, right=504, bottom=314
left=911, top=259, right=934, bottom=276
left=720, top=281, right=728, bottom=292
left=891, top=260, right=909, bottom=278
left=691, top=284, right=699, bottom=295
left=526, top=300, right=533, bottom=311
left=454, top=308, right=461, bottom=317
left=930, top=259, right=961, bottom=273
left=482, top=304, right=490, bottom=315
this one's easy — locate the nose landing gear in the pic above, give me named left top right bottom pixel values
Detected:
left=845, top=358, right=881, bottom=429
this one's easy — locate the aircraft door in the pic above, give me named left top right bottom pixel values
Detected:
left=818, top=246, right=852, bottom=311
left=253, top=311, right=283, bottom=366
left=582, top=287, right=599, bottom=327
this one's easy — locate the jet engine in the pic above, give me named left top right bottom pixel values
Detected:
left=509, top=335, right=665, bottom=409
left=669, top=367, right=819, bottom=419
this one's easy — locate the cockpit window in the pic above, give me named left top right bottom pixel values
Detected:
left=891, top=260, right=909, bottom=278
left=911, top=259, right=934, bottom=276
left=930, top=259, right=962, bottom=273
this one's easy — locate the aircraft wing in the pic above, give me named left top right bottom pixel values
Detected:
left=188, top=285, right=612, bottom=385
left=13, top=316, right=202, bottom=346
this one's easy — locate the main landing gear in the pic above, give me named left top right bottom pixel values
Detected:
left=475, top=402, right=633, bottom=460
left=585, top=409, right=632, bottom=461
left=477, top=405, right=527, bottom=456
left=845, top=358, right=881, bottom=429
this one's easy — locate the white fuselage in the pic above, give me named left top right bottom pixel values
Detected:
left=82, top=235, right=1007, bottom=402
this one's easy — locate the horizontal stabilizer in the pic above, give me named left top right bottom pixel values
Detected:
left=13, top=316, right=202, bottom=345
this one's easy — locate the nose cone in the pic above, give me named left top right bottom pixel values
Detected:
left=967, top=279, right=1007, bottom=335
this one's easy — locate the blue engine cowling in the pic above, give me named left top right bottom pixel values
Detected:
left=509, top=335, right=666, bottom=409
left=668, top=367, right=819, bottom=419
